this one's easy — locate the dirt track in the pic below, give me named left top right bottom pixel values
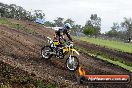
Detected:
left=0, top=19, right=132, bottom=88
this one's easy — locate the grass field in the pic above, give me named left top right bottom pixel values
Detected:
left=75, top=36, right=132, bottom=53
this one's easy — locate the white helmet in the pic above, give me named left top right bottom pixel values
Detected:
left=64, top=23, right=72, bottom=29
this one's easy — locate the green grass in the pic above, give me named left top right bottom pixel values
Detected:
left=0, top=18, right=37, bottom=35
left=97, top=55, right=132, bottom=72
left=75, top=36, right=132, bottom=53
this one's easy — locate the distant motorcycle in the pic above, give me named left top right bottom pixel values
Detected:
left=41, top=37, right=79, bottom=71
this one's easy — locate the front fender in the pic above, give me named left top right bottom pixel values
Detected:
left=71, top=49, right=80, bottom=55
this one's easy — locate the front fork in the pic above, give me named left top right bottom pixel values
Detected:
left=69, top=49, right=74, bottom=64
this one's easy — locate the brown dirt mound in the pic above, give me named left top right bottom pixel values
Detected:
left=0, top=19, right=132, bottom=88
left=0, top=25, right=81, bottom=87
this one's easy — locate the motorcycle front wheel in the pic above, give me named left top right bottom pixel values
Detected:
left=66, top=56, right=79, bottom=72
left=41, top=46, right=53, bottom=60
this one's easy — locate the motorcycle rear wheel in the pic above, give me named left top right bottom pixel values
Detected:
left=41, top=46, right=53, bottom=60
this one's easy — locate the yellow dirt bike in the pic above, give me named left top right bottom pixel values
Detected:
left=41, top=37, right=79, bottom=71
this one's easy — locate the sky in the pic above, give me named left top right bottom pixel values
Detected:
left=0, top=0, right=132, bottom=33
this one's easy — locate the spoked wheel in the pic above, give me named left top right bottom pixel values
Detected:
left=41, top=46, right=53, bottom=59
left=66, top=56, right=79, bottom=71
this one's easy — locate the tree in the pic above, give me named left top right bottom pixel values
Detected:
left=106, top=29, right=118, bottom=38
left=33, top=10, right=45, bottom=19
left=54, top=17, right=64, bottom=27
left=111, top=23, right=120, bottom=30
left=121, top=17, right=132, bottom=41
left=44, top=21, right=55, bottom=27
left=107, top=23, right=120, bottom=37
left=0, top=3, right=5, bottom=17
left=90, top=14, right=101, bottom=35
left=71, top=24, right=82, bottom=36
left=64, top=18, right=75, bottom=26
left=26, top=11, right=34, bottom=21
left=0, top=2, right=45, bottom=21
left=8, top=4, right=17, bottom=18
left=83, top=25, right=96, bottom=36
left=84, top=14, right=101, bottom=36
left=72, top=24, right=81, bottom=30
left=0, top=3, right=9, bottom=17
left=16, top=6, right=27, bottom=20
left=105, top=22, right=128, bottom=41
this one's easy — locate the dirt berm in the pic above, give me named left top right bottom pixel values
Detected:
left=0, top=19, right=131, bottom=88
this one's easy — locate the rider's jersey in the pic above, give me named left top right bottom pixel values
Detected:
left=55, top=28, right=73, bottom=42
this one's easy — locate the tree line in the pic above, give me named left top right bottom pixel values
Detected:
left=105, top=18, right=132, bottom=42
left=0, top=2, right=131, bottom=42
left=46, top=14, right=101, bottom=37
left=0, top=2, right=45, bottom=21
left=44, top=17, right=82, bottom=36
left=0, top=2, right=101, bottom=36
left=45, top=15, right=132, bottom=42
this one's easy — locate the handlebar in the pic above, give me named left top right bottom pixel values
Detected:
left=46, top=37, right=73, bottom=47
left=65, top=41, right=73, bottom=48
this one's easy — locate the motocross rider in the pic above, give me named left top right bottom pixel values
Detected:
left=53, top=23, right=73, bottom=57
left=54, top=23, right=73, bottom=45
